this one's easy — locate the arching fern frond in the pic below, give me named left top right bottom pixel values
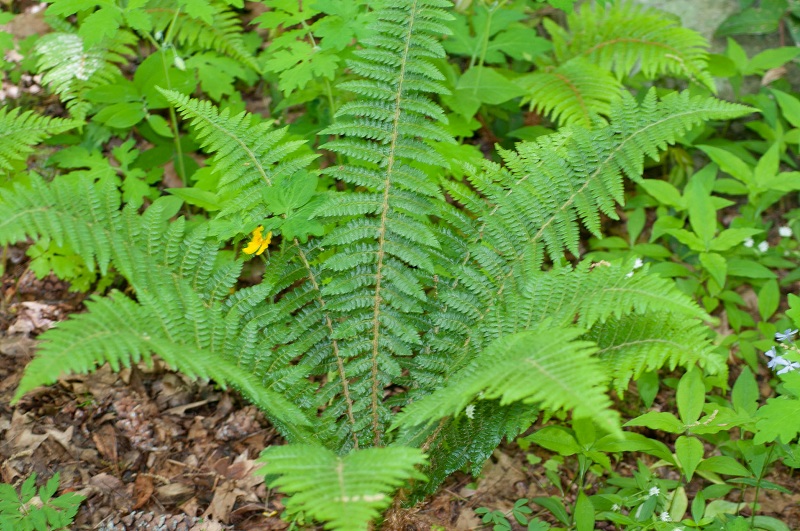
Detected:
left=257, top=445, right=427, bottom=531
left=35, top=31, right=135, bottom=120
left=162, top=89, right=316, bottom=233
left=0, top=107, right=80, bottom=175
left=586, top=312, right=720, bottom=394
left=518, top=58, right=622, bottom=127
left=549, top=1, right=713, bottom=89
left=1, top=174, right=314, bottom=434
left=13, top=293, right=311, bottom=432
left=394, top=325, right=618, bottom=433
left=147, top=0, right=260, bottom=72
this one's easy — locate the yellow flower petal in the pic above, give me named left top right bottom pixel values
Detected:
left=243, top=226, right=265, bottom=255
left=256, top=231, right=272, bottom=256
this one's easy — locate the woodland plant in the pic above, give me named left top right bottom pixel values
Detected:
left=0, top=1, right=776, bottom=530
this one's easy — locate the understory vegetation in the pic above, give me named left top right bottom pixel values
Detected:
left=1, top=0, right=800, bottom=529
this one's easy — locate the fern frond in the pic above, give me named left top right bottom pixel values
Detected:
left=550, top=1, right=714, bottom=90
left=257, top=444, right=426, bottom=531
left=147, top=0, right=260, bottom=72
left=518, top=58, right=622, bottom=126
left=314, top=0, right=455, bottom=446
left=394, top=325, right=618, bottom=433
left=0, top=107, right=79, bottom=174
left=0, top=173, right=119, bottom=273
left=394, top=400, right=539, bottom=500
left=13, top=292, right=312, bottom=431
left=35, top=31, right=135, bottom=120
left=586, top=312, right=721, bottom=393
left=420, top=91, right=749, bottom=421
left=162, top=89, right=316, bottom=231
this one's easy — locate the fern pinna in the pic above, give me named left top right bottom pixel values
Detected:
left=0, top=1, right=752, bottom=529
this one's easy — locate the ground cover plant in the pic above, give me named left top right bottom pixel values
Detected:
left=1, top=0, right=799, bottom=529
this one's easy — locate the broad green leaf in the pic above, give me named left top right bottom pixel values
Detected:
left=639, top=179, right=684, bottom=209
left=685, top=170, right=717, bottom=245
left=664, top=228, right=705, bottom=251
left=677, top=367, right=704, bottom=426
left=669, top=486, right=688, bottom=522
left=167, top=187, right=222, bottom=211
left=772, top=89, right=800, bottom=128
left=528, top=426, right=581, bottom=456
left=624, top=411, right=684, bottom=433
left=699, top=252, right=727, bottom=288
left=574, top=491, right=594, bottom=531
left=696, top=455, right=751, bottom=476
left=697, top=146, right=752, bottom=183
left=146, top=114, right=174, bottom=137
left=134, top=52, right=196, bottom=109
left=732, top=366, right=758, bottom=416
left=675, top=436, right=704, bottom=481
left=746, top=47, right=800, bottom=74
left=753, top=143, right=780, bottom=190
left=758, top=279, right=780, bottom=321
left=457, top=66, right=524, bottom=106
left=594, top=432, right=676, bottom=464
left=93, top=102, right=146, bottom=129
left=787, top=293, right=800, bottom=326
left=755, top=396, right=800, bottom=444
left=709, top=228, right=762, bottom=252
left=727, top=258, right=776, bottom=278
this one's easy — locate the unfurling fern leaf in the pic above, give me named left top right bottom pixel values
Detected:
left=0, top=107, right=79, bottom=174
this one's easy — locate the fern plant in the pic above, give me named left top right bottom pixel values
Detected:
left=0, top=1, right=753, bottom=529
left=517, top=1, right=714, bottom=126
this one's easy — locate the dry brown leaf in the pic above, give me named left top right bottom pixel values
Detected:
left=156, top=482, right=195, bottom=506
left=132, top=474, right=155, bottom=510
left=92, top=424, right=118, bottom=464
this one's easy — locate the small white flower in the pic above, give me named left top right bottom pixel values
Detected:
left=625, top=271, right=634, bottom=278
left=633, top=258, right=644, bottom=269
left=648, top=486, right=660, bottom=497
left=611, top=503, right=621, bottom=512
left=776, top=329, right=798, bottom=342
left=777, top=362, right=800, bottom=375
left=465, top=404, right=475, bottom=419
left=758, top=241, right=769, bottom=253
left=779, top=226, right=793, bottom=238
left=768, top=355, right=790, bottom=370
left=744, top=238, right=754, bottom=248
left=659, top=511, right=672, bottom=522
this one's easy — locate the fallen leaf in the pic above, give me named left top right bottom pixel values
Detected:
left=132, top=474, right=155, bottom=510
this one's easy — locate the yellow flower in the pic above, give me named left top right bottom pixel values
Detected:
left=243, top=226, right=271, bottom=255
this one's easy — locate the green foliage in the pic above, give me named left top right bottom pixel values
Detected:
left=256, top=445, right=426, bottom=531
left=0, top=473, right=84, bottom=531
left=5, top=1, right=799, bottom=530
left=0, top=107, right=79, bottom=175
left=518, top=1, right=713, bottom=126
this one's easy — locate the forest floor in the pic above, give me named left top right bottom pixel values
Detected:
left=2, top=243, right=800, bottom=530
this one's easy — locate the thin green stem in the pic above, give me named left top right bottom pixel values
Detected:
left=160, top=8, right=187, bottom=184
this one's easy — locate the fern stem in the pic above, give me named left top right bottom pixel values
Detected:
left=160, top=8, right=187, bottom=185
left=294, top=241, right=359, bottom=449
